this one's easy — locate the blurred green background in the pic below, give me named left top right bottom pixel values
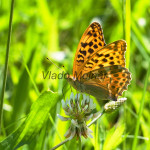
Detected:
left=0, top=0, right=150, bottom=149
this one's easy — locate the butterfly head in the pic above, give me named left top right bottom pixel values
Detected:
left=67, top=74, right=76, bottom=83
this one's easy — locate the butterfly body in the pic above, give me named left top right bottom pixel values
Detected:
left=67, top=75, right=113, bottom=100
left=67, top=22, right=131, bottom=101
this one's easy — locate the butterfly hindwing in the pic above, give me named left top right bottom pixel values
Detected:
left=80, top=66, right=131, bottom=100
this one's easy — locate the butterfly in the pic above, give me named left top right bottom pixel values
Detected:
left=67, top=22, right=131, bottom=101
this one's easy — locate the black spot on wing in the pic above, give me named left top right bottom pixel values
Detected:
left=99, top=64, right=104, bottom=68
left=87, top=31, right=92, bottom=36
left=105, top=54, right=110, bottom=57
left=87, top=62, right=93, bottom=65
left=102, top=58, right=107, bottom=62
left=93, top=44, right=98, bottom=49
left=99, top=42, right=102, bottom=46
left=77, top=59, right=84, bottom=63
left=88, top=48, right=94, bottom=54
left=79, top=49, right=86, bottom=56
left=110, top=57, right=113, bottom=60
left=89, top=41, right=93, bottom=46
left=77, top=55, right=84, bottom=59
left=81, top=42, right=88, bottom=48
left=93, top=33, right=97, bottom=37
left=109, top=61, right=114, bottom=65
left=96, top=53, right=103, bottom=57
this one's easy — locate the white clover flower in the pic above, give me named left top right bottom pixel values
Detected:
left=58, top=93, right=127, bottom=140
left=58, top=93, right=97, bottom=140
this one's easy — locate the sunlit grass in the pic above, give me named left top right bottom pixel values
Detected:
left=0, top=0, right=15, bottom=133
left=0, top=0, right=150, bottom=149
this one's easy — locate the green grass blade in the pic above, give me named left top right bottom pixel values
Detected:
left=131, top=20, right=150, bottom=61
left=124, top=1, right=131, bottom=149
left=49, top=114, right=67, bottom=150
left=11, top=50, right=35, bottom=125
left=0, top=91, right=58, bottom=150
left=132, top=62, right=150, bottom=150
left=0, top=0, right=15, bottom=132
left=23, top=60, right=40, bottom=96
left=103, top=124, right=125, bottom=150
left=125, top=0, right=131, bottom=68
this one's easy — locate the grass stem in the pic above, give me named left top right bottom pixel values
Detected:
left=132, top=62, right=150, bottom=150
left=0, top=0, right=15, bottom=133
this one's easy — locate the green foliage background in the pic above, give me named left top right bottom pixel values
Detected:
left=0, top=0, right=150, bottom=149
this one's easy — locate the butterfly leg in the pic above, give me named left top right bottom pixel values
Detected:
left=107, top=77, right=118, bottom=101
left=70, top=85, right=73, bottom=92
left=107, top=77, right=113, bottom=100
left=107, top=83, right=112, bottom=100
left=62, top=82, right=68, bottom=100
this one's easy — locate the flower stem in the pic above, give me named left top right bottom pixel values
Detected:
left=79, top=136, right=82, bottom=150
left=50, top=139, right=69, bottom=150
left=87, top=111, right=104, bottom=127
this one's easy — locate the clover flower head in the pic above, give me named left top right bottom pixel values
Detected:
left=57, top=93, right=97, bottom=140
left=104, top=97, right=127, bottom=113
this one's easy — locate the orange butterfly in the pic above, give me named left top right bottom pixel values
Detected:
left=67, top=22, right=131, bottom=101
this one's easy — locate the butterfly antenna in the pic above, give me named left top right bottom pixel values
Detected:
left=46, top=57, right=64, bottom=71
left=62, top=65, right=70, bottom=74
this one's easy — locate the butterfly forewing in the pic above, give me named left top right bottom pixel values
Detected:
left=73, top=22, right=106, bottom=78
left=77, top=40, right=127, bottom=79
